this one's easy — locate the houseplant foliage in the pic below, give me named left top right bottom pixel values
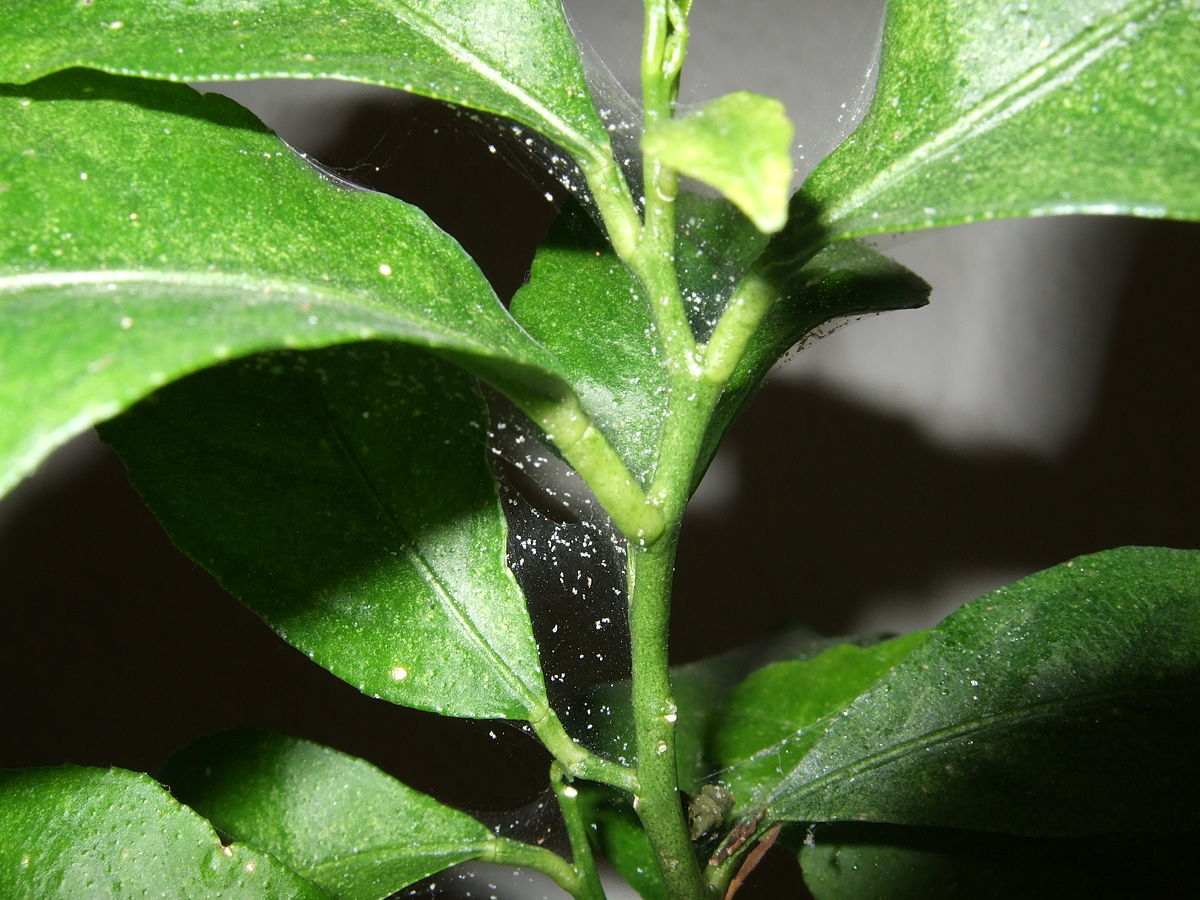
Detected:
left=2, top=0, right=1198, bottom=896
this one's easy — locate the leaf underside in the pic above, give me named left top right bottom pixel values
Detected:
left=101, top=341, right=548, bottom=720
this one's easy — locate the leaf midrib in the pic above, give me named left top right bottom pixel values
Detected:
left=769, top=682, right=1198, bottom=814
left=819, top=0, right=1163, bottom=236
left=300, top=367, right=543, bottom=716
left=386, top=0, right=603, bottom=164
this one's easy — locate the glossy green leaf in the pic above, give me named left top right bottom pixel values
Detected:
left=712, top=633, right=929, bottom=814
left=0, top=766, right=325, bottom=897
left=0, top=69, right=566, bottom=499
left=101, top=341, right=548, bottom=720
left=513, top=198, right=928, bottom=490
left=800, top=823, right=1199, bottom=899
left=0, top=0, right=612, bottom=166
left=700, top=240, right=930, bottom=474
left=761, top=547, right=1200, bottom=834
left=510, top=204, right=668, bottom=487
left=804, top=0, right=1200, bottom=240
left=577, top=786, right=667, bottom=900
left=644, top=92, right=795, bottom=232
left=166, top=730, right=499, bottom=899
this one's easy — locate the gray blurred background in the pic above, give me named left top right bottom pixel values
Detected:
left=3, top=1, right=1196, bottom=895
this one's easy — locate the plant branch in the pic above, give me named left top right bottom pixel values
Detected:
left=531, top=703, right=639, bottom=795
left=636, top=0, right=696, bottom=379
left=627, top=535, right=711, bottom=898
left=551, top=762, right=608, bottom=900
left=489, top=835, right=594, bottom=900
left=511, top=389, right=665, bottom=545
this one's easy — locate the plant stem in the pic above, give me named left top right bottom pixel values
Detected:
left=551, top=762, right=608, bottom=900
left=532, top=705, right=639, bottom=795
left=489, top=835, right=596, bottom=900
left=513, top=389, right=665, bottom=545
left=627, top=534, right=710, bottom=898
left=637, top=0, right=695, bottom=379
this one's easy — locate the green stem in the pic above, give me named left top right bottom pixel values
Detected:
left=513, top=390, right=665, bottom=546
left=638, top=0, right=695, bottom=379
left=551, top=762, right=608, bottom=900
left=532, top=704, right=639, bottom=795
left=699, top=269, right=780, bottom=386
left=489, top=836, right=592, bottom=899
left=628, top=535, right=711, bottom=899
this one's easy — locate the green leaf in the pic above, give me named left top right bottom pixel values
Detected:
left=759, top=547, right=1200, bottom=834
left=699, top=240, right=930, bottom=475
left=513, top=198, right=927, bottom=490
left=100, top=341, right=548, bottom=721
left=800, top=823, right=1200, bottom=899
left=644, top=92, right=795, bottom=233
left=0, top=0, right=611, bottom=167
left=804, top=0, right=1200, bottom=240
left=577, top=786, right=667, bottom=900
left=510, top=203, right=669, bottom=487
left=0, top=69, right=566, bottom=499
left=0, top=766, right=325, bottom=897
left=166, top=730, right=500, bottom=899
left=582, top=627, right=860, bottom=794
left=712, top=633, right=929, bottom=813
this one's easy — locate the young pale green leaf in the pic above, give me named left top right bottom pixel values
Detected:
left=712, top=633, right=929, bottom=814
left=803, top=0, right=1200, bottom=241
left=643, top=92, right=795, bottom=233
left=800, top=823, right=1198, bottom=899
left=0, top=766, right=325, bottom=898
left=757, top=547, right=1200, bottom=834
left=0, top=69, right=567, bottom=500
left=100, top=341, right=549, bottom=721
left=0, top=0, right=612, bottom=167
left=166, top=730, right=500, bottom=899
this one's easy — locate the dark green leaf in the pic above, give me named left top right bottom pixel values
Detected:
left=101, top=341, right=548, bottom=720
left=0, top=766, right=325, bottom=897
left=762, top=547, right=1200, bottom=834
left=582, top=627, right=861, bottom=794
left=0, top=69, right=565, bottom=499
left=0, top=0, right=611, bottom=166
left=800, top=822, right=1200, bottom=899
left=643, top=92, right=795, bottom=232
left=166, top=730, right=499, bottom=899
left=804, top=0, right=1200, bottom=240
left=577, top=785, right=667, bottom=900
left=712, top=633, right=928, bottom=814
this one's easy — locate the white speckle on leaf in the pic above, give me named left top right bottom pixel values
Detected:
left=378, top=263, right=393, bottom=276
left=79, top=172, right=88, bottom=180
left=119, top=316, right=133, bottom=330
left=390, top=666, right=409, bottom=681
